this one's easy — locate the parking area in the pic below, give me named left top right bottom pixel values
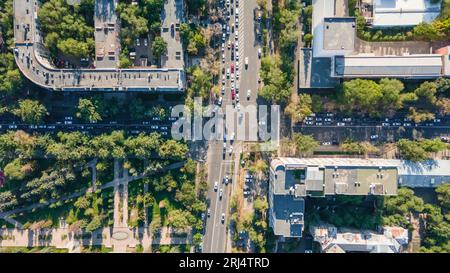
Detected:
left=160, top=0, right=184, bottom=69
left=94, top=0, right=120, bottom=68
left=355, top=38, right=432, bottom=56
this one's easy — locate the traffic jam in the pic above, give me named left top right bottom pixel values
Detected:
left=218, top=0, right=246, bottom=158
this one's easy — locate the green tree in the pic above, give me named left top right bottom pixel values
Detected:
left=396, top=139, right=429, bottom=162
left=339, top=79, right=383, bottom=116
left=12, top=99, right=48, bottom=124
left=76, top=98, right=102, bottom=123
left=158, top=140, right=188, bottom=160
left=152, top=36, right=167, bottom=58
left=378, top=78, right=404, bottom=113
left=292, top=133, right=319, bottom=156
left=436, top=184, right=450, bottom=210
left=284, top=94, right=313, bottom=123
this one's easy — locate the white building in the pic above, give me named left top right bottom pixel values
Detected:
left=372, top=0, right=442, bottom=28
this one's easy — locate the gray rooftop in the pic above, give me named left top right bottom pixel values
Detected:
left=270, top=195, right=305, bottom=238
left=334, top=55, right=443, bottom=78
left=323, top=17, right=356, bottom=51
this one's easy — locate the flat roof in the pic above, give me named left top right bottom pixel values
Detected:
left=335, top=54, right=443, bottom=77
left=270, top=195, right=304, bottom=238
left=323, top=17, right=356, bottom=51
left=373, top=0, right=441, bottom=27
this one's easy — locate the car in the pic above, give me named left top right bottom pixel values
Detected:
left=324, top=118, right=332, bottom=122
left=342, top=117, right=351, bottom=122
left=235, top=8, right=239, bottom=17
left=231, top=90, right=236, bottom=100
left=337, top=122, right=345, bottom=126
left=305, top=121, right=313, bottom=125
left=246, top=89, right=251, bottom=100
left=143, top=38, right=148, bottom=46
left=404, top=122, right=412, bottom=127
left=322, top=142, right=331, bottom=145
left=235, top=51, right=239, bottom=61
left=231, top=73, right=234, bottom=81
left=228, top=40, right=231, bottom=49
left=218, top=96, right=223, bottom=106
left=136, top=38, right=140, bottom=46
left=370, top=134, right=379, bottom=140
left=207, top=209, right=211, bottom=217
left=226, top=25, right=230, bottom=35
left=224, top=175, right=229, bottom=185
left=235, top=17, right=239, bottom=27
left=236, top=70, right=240, bottom=79
left=222, top=53, right=225, bottom=63
left=235, top=41, right=239, bottom=50
left=214, top=181, right=218, bottom=191
left=221, top=86, right=225, bottom=95
left=382, top=122, right=390, bottom=126
left=235, top=30, right=238, bottom=40
left=226, top=68, right=230, bottom=78
left=236, top=93, right=240, bottom=102
left=223, top=142, right=226, bottom=150
left=221, top=213, right=225, bottom=223
left=434, top=118, right=441, bottom=123
left=222, top=33, right=226, bottom=42
left=221, top=43, right=225, bottom=52
left=258, top=48, right=262, bottom=58
left=244, top=57, right=249, bottom=68
left=226, top=0, right=230, bottom=7
left=316, top=117, right=322, bottom=121
left=231, top=64, right=234, bottom=73
left=151, top=125, right=159, bottom=130
left=229, top=146, right=233, bottom=155
left=230, top=132, right=235, bottom=142
left=222, top=74, right=225, bottom=84
left=219, top=188, right=223, bottom=199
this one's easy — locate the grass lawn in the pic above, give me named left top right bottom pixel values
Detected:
left=151, top=191, right=181, bottom=226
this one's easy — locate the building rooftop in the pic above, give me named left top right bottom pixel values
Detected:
left=372, top=0, right=441, bottom=27
left=271, top=157, right=450, bottom=191
left=323, top=17, right=356, bottom=51
left=270, top=195, right=305, bottom=238
left=312, top=224, right=409, bottom=253
left=334, top=54, right=443, bottom=78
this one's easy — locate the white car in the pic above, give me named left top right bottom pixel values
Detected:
left=218, top=96, right=223, bottom=106
left=143, top=38, right=148, bottom=46
left=221, top=213, right=225, bottom=223
left=245, top=57, right=249, bottom=68
left=222, top=53, right=225, bottom=63
left=219, top=188, right=223, bottom=199
left=227, top=68, right=230, bottom=78
left=136, top=38, right=140, bottom=46
left=214, top=181, right=218, bottom=191
left=228, top=40, right=231, bottom=49
left=236, top=70, right=239, bottom=79
left=221, top=86, right=225, bottom=95
left=235, top=41, right=239, bottom=50
left=235, top=30, right=238, bottom=40
left=222, top=75, right=225, bottom=84
left=258, top=48, right=262, bottom=58
left=229, top=146, right=233, bottom=155
left=247, top=89, right=251, bottom=100
left=221, top=43, right=225, bottom=52
left=236, top=51, right=239, bottom=61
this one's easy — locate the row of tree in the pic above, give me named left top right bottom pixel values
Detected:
left=0, top=130, right=188, bottom=212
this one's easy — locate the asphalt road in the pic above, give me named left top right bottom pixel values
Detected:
left=203, top=0, right=261, bottom=253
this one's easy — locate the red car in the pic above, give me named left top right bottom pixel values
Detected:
left=231, top=64, right=234, bottom=73
left=231, top=90, right=236, bottom=100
